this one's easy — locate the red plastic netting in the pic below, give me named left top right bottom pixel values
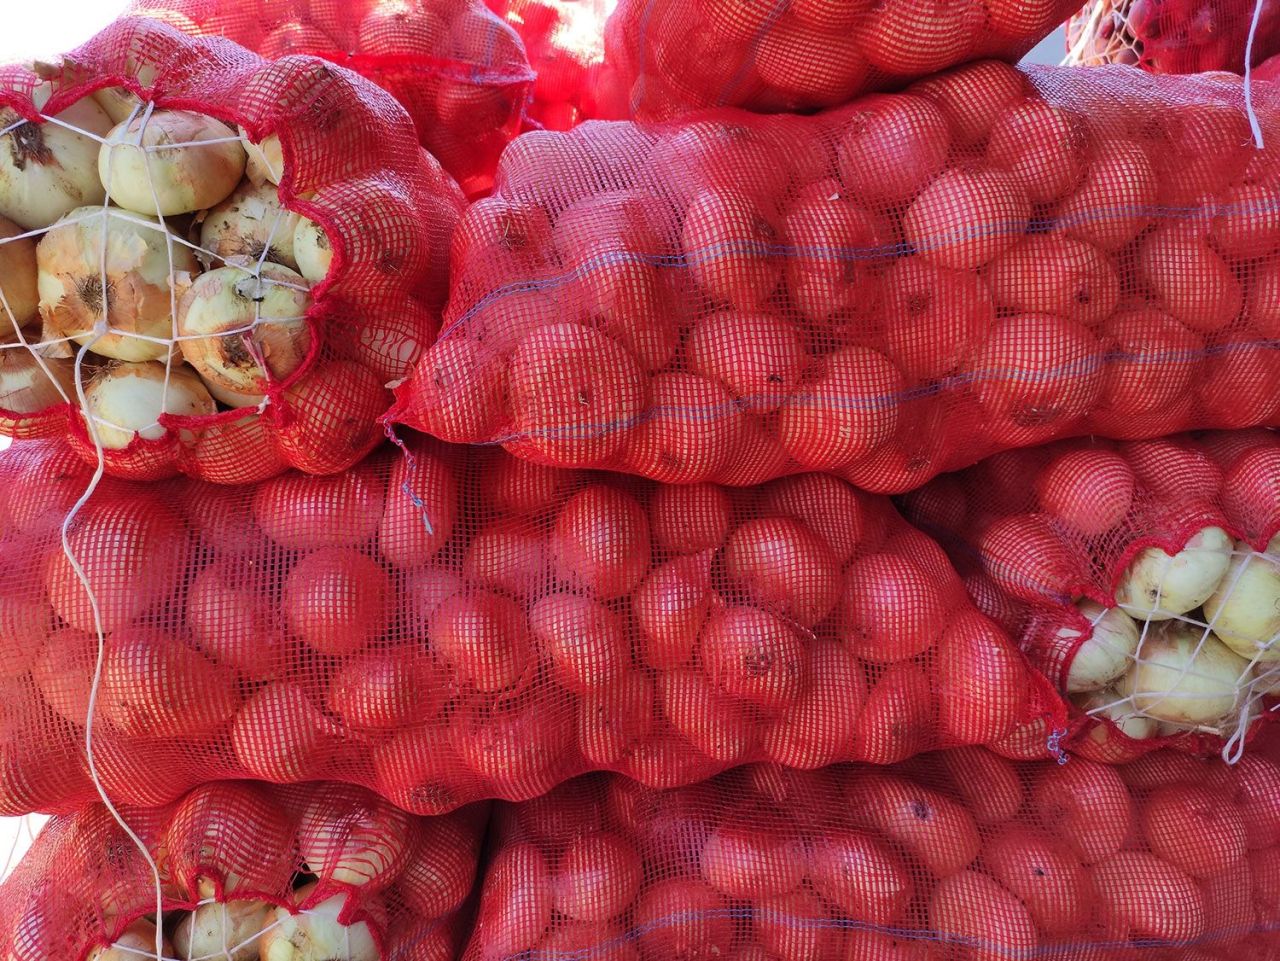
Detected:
left=389, top=61, right=1280, bottom=495
left=593, top=0, right=1081, bottom=120
left=0, top=432, right=1062, bottom=818
left=0, top=779, right=485, bottom=961
left=129, top=0, right=534, bottom=196
left=485, top=0, right=610, bottom=131
left=0, top=16, right=462, bottom=483
left=899, top=429, right=1280, bottom=766
left=465, top=747, right=1280, bottom=961
left=1066, top=0, right=1280, bottom=74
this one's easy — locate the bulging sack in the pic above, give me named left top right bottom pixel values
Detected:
left=466, top=747, right=1280, bottom=961
left=900, top=429, right=1280, bottom=764
left=0, top=779, right=485, bottom=961
left=595, top=0, right=1081, bottom=120
left=1067, top=0, right=1280, bottom=74
left=0, top=433, right=1060, bottom=817
left=0, top=16, right=462, bottom=483
left=131, top=0, right=535, bottom=196
left=391, top=61, right=1280, bottom=494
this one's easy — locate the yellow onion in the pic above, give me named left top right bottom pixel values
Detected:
left=1203, top=539, right=1280, bottom=662
left=0, top=97, right=112, bottom=230
left=0, top=348, right=75, bottom=412
left=82, top=360, right=215, bottom=448
left=242, top=131, right=283, bottom=187
left=92, top=87, right=146, bottom=126
left=173, top=900, right=272, bottom=961
left=1115, top=526, right=1233, bottom=621
left=99, top=110, right=246, bottom=216
left=259, top=884, right=379, bottom=961
left=292, top=217, right=331, bottom=284
left=199, top=181, right=301, bottom=271
left=1072, top=686, right=1158, bottom=741
left=1116, top=620, right=1250, bottom=727
left=1060, top=600, right=1140, bottom=694
left=0, top=214, right=39, bottom=328
left=177, top=264, right=312, bottom=405
left=87, top=919, right=172, bottom=961
left=37, top=206, right=196, bottom=362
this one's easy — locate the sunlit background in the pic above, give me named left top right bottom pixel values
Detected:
left=0, top=1, right=1071, bottom=878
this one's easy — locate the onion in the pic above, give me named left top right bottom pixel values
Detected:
left=198, top=181, right=302, bottom=271
left=1060, top=601, right=1140, bottom=693
left=177, top=264, right=312, bottom=404
left=1115, top=527, right=1233, bottom=621
left=0, top=349, right=75, bottom=412
left=1203, top=541, right=1280, bottom=662
left=98, top=110, right=246, bottom=216
left=292, top=216, right=331, bottom=284
left=1116, top=621, right=1251, bottom=727
left=297, top=786, right=413, bottom=890
left=91, top=87, right=145, bottom=126
left=82, top=361, right=215, bottom=449
left=260, top=885, right=378, bottom=961
left=242, top=131, right=283, bottom=187
left=1072, top=687, right=1159, bottom=741
left=0, top=98, right=112, bottom=230
left=0, top=214, right=38, bottom=327
left=173, top=901, right=272, bottom=961
left=231, top=683, right=336, bottom=781
left=37, top=206, right=197, bottom=361
left=88, top=920, right=171, bottom=961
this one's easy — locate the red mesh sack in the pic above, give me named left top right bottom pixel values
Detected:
left=0, top=16, right=462, bottom=483
left=594, top=0, right=1081, bottom=120
left=1067, top=0, right=1280, bottom=74
left=0, top=779, right=485, bottom=961
left=130, top=0, right=534, bottom=196
left=0, top=432, right=1061, bottom=817
left=485, top=0, right=609, bottom=130
left=390, top=62, right=1280, bottom=495
left=899, top=429, right=1280, bottom=765
left=465, top=746, right=1280, bottom=961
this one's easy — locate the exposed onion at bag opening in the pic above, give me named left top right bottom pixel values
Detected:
left=0, top=214, right=39, bottom=327
left=173, top=900, right=271, bottom=961
left=37, top=206, right=197, bottom=362
left=1203, top=539, right=1280, bottom=662
left=177, top=264, right=312, bottom=404
left=1060, top=600, right=1140, bottom=693
left=293, top=216, right=332, bottom=285
left=1115, top=526, right=1233, bottom=621
left=0, top=98, right=112, bottom=231
left=198, top=180, right=302, bottom=272
left=297, top=788, right=413, bottom=890
left=0, top=349, right=75, bottom=413
left=242, top=130, right=283, bottom=187
left=91, top=85, right=146, bottom=126
left=1116, top=621, right=1251, bottom=727
left=259, top=885, right=378, bottom=961
left=82, top=361, right=215, bottom=449
left=1072, top=686, right=1159, bottom=741
left=87, top=919, right=172, bottom=961
left=99, top=109, right=246, bottom=217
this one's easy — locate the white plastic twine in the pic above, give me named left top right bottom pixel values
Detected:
left=68, top=97, right=168, bottom=961
left=1061, top=1, right=1109, bottom=66
left=1244, top=0, right=1267, bottom=149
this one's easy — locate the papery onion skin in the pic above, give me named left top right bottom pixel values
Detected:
left=82, top=361, right=215, bottom=449
left=259, top=884, right=379, bottom=961
left=199, top=180, right=302, bottom=271
left=0, top=214, right=39, bottom=327
left=293, top=216, right=332, bottom=284
left=173, top=900, right=271, bottom=961
left=98, top=110, right=247, bottom=216
left=0, top=98, right=112, bottom=231
left=177, top=263, right=311, bottom=400
left=37, top=206, right=197, bottom=362
left=0, top=350, right=75, bottom=414
left=242, top=131, right=283, bottom=187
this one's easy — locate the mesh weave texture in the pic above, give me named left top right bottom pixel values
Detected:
left=0, top=433, right=1061, bottom=818
left=594, top=0, right=1082, bottom=120
left=0, top=16, right=463, bottom=483
left=900, top=429, right=1280, bottom=764
left=390, top=61, right=1280, bottom=494
left=0, top=779, right=485, bottom=961
left=129, top=0, right=535, bottom=197
left=465, top=746, right=1280, bottom=961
